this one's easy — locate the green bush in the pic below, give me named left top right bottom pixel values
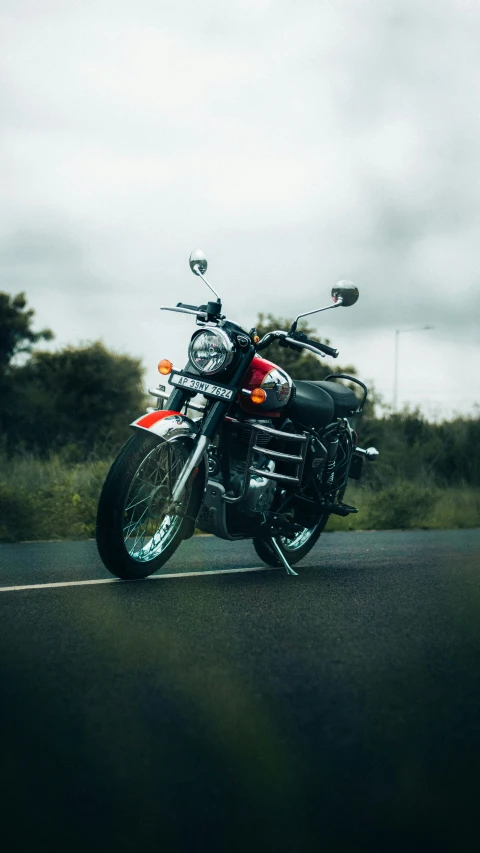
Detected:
left=0, top=483, right=37, bottom=541
left=0, top=453, right=110, bottom=542
left=1, top=342, right=146, bottom=459
left=365, top=482, right=438, bottom=530
left=427, top=487, right=480, bottom=530
left=0, top=453, right=478, bottom=543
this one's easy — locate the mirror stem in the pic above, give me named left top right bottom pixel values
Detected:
left=194, top=266, right=221, bottom=302
left=291, top=298, right=343, bottom=332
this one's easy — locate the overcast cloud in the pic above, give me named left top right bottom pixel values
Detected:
left=1, top=0, right=479, bottom=418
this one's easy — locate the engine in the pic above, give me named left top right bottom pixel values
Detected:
left=219, top=418, right=277, bottom=513
left=196, top=418, right=279, bottom=538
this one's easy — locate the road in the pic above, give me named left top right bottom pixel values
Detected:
left=1, top=530, right=479, bottom=853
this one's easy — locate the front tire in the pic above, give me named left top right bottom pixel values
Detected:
left=96, top=433, right=201, bottom=579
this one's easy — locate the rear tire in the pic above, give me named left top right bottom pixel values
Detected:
left=253, top=514, right=329, bottom=568
left=96, top=433, right=201, bottom=579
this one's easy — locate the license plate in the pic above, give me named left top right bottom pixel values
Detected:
left=169, top=372, right=234, bottom=400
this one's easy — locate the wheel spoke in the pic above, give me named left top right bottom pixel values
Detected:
left=122, top=441, right=191, bottom=563
left=130, top=507, right=151, bottom=555
left=125, top=504, right=149, bottom=544
left=124, top=494, right=150, bottom=513
left=123, top=509, right=148, bottom=537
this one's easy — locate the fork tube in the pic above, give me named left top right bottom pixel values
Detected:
left=171, top=344, right=256, bottom=504
left=199, top=345, right=256, bottom=439
left=171, top=434, right=209, bottom=503
left=167, top=387, right=189, bottom=411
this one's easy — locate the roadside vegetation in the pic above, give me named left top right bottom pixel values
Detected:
left=0, top=294, right=479, bottom=541
left=327, top=482, right=480, bottom=532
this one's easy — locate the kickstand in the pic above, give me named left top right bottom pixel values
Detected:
left=269, top=537, right=298, bottom=576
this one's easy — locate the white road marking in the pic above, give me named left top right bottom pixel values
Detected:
left=0, top=565, right=280, bottom=593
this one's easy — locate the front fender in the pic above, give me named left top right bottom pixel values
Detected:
left=130, top=410, right=206, bottom=539
left=131, top=410, right=199, bottom=442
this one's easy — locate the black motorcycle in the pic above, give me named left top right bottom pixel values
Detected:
left=96, top=250, right=378, bottom=578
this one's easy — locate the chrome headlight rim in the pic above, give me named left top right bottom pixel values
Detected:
left=188, top=327, right=235, bottom=376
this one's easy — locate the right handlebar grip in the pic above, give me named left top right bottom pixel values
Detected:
left=317, top=342, right=339, bottom=358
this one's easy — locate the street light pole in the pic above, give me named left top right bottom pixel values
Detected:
left=393, top=326, right=434, bottom=412
left=393, top=329, right=400, bottom=413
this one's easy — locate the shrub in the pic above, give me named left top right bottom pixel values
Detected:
left=0, top=453, right=110, bottom=541
left=365, top=482, right=439, bottom=530
left=0, top=483, right=37, bottom=542
left=2, top=342, right=146, bottom=459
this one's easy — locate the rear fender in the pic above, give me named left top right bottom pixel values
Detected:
left=131, top=410, right=207, bottom=538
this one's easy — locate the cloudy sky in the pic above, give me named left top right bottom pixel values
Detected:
left=1, top=0, right=479, bottom=419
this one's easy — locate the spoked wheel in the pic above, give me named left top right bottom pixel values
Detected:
left=96, top=433, right=202, bottom=579
left=253, top=514, right=329, bottom=569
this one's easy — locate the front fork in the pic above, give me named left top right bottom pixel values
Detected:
left=171, top=434, right=209, bottom=502
left=167, top=346, right=257, bottom=507
left=166, top=388, right=299, bottom=576
left=166, top=388, right=232, bottom=507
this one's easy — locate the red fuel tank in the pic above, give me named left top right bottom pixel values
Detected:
left=238, top=355, right=293, bottom=416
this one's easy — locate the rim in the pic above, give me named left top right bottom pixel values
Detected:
left=281, top=521, right=321, bottom=552
left=122, top=441, right=190, bottom=563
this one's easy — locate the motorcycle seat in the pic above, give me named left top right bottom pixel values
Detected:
left=289, top=380, right=335, bottom=427
left=304, top=380, right=359, bottom=418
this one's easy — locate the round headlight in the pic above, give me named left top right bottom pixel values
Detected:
left=188, top=328, right=235, bottom=375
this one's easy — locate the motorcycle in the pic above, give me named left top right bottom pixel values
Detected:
left=96, top=250, right=378, bottom=579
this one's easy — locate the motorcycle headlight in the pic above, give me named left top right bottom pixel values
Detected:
left=188, top=328, right=235, bottom=375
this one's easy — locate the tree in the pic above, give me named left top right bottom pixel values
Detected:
left=0, top=342, right=146, bottom=461
left=0, top=292, right=146, bottom=458
left=0, top=292, right=53, bottom=375
left=6, top=342, right=146, bottom=458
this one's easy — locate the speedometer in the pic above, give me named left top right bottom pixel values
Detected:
left=188, top=328, right=235, bottom=375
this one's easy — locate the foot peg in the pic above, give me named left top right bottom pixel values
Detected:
left=324, top=502, right=358, bottom=517
left=355, top=446, right=379, bottom=460
left=269, top=537, right=298, bottom=577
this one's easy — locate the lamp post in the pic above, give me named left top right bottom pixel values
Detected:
left=393, top=326, right=434, bottom=411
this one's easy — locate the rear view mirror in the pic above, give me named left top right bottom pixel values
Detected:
left=331, top=280, right=359, bottom=307
left=189, top=250, right=208, bottom=276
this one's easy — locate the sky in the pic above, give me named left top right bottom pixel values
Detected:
left=1, top=0, right=479, bottom=420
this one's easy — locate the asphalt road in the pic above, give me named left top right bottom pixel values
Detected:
left=1, top=530, right=479, bottom=853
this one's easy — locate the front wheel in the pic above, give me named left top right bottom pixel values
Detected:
left=252, top=514, right=329, bottom=568
left=96, top=433, right=201, bottom=579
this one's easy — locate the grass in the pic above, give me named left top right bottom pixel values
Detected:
left=0, top=453, right=479, bottom=542
left=326, top=481, right=480, bottom=532
left=0, top=453, right=110, bottom=542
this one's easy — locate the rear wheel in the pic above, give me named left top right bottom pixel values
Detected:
left=253, top=514, right=329, bottom=568
left=96, top=433, right=200, bottom=579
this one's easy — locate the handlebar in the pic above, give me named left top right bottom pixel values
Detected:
left=160, top=308, right=339, bottom=359
left=177, top=302, right=201, bottom=311
left=161, top=302, right=224, bottom=322
left=257, top=329, right=339, bottom=359
left=301, top=338, right=339, bottom=359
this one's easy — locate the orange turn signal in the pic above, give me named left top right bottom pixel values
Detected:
left=250, top=387, right=267, bottom=405
left=158, top=359, right=173, bottom=375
